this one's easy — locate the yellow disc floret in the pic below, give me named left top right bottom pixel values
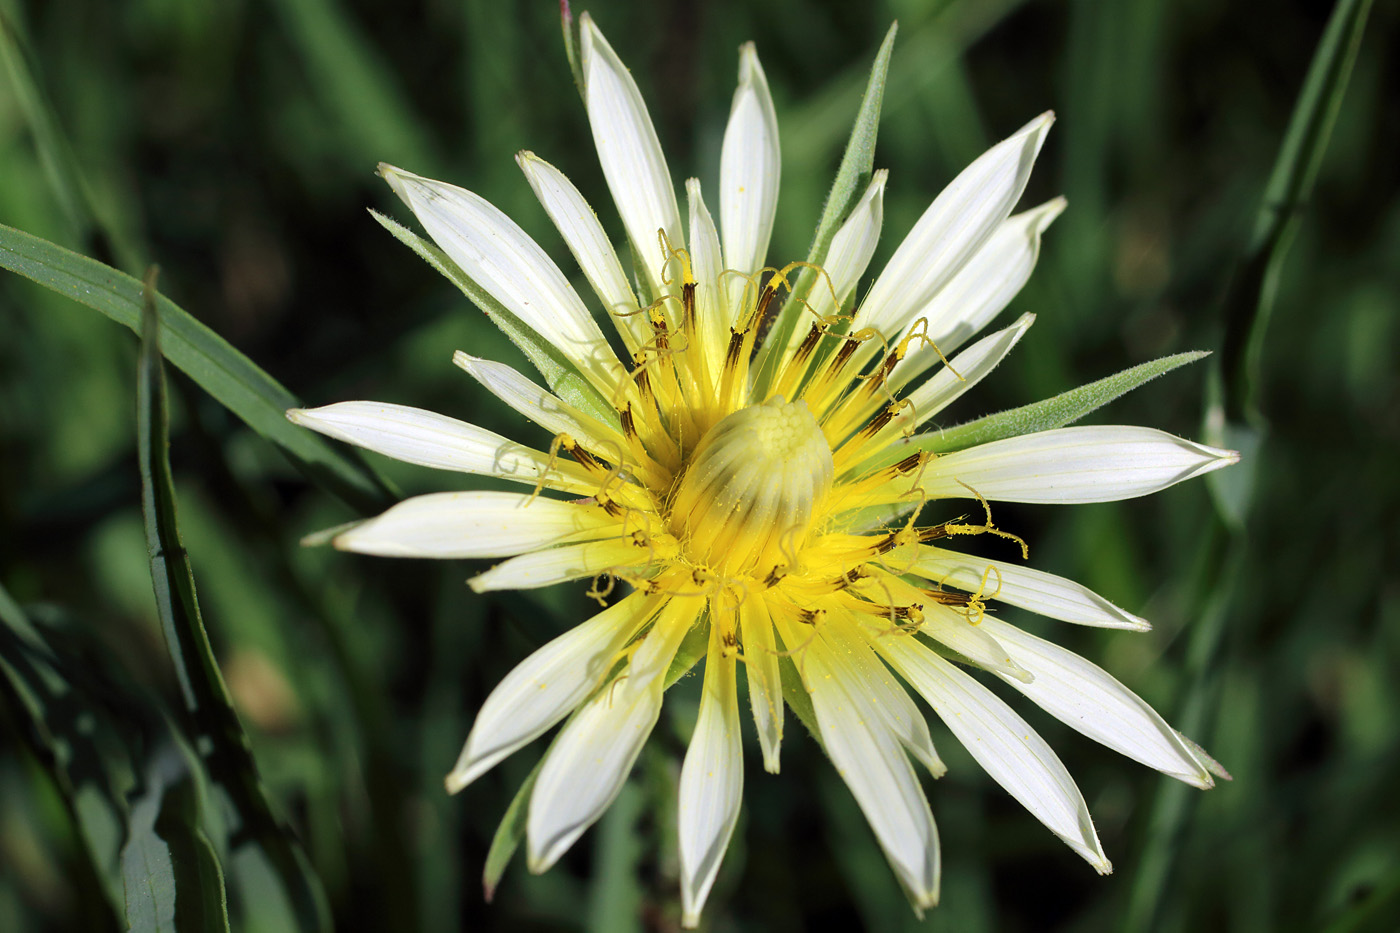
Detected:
left=669, top=396, right=833, bottom=577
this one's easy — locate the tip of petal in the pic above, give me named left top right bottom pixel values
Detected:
left=378, top=163, right=417, bottom=207
left=444, top=770, right=471, bottom=795
left=1005, top=660, right=1035, bottom=685
left=736, top=40, right=763, bottom=84
left=526, top=838, right=570, bottom=876
left=914, top=889, right=940, bottom=910
left=1037, top=195, right=1069, bottom=227
left=286, top=407, right=307, bottom=424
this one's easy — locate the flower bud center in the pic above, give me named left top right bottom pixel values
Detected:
left=670, top=397, right=833, bottom=575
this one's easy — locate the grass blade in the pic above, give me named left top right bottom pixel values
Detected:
left=137, top=270, right=331, bottom=932
left=1219, top=0, right=1374, bottom=421
left=0, top=223, right=394, bottom=514
left=752, top=23, right=897, bottom=394
left=0, top=584, right=130, bottom=925
left=266, top=0, right=438, bottom=174
left=121, top=743, right=230, bottom=933
left=0, top=8, right=139, bottom=271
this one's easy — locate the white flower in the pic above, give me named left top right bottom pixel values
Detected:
left=290, top=13, right=1237, bottom=924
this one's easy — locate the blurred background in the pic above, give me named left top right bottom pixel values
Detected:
left=2, top=0, right=1397, bottom=930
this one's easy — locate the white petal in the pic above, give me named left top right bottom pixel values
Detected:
left=679, top=628, right=743, bottom=928
left=333, top=491, right=618, bottom=558
left=825, top=618, right=945, bottom=776
left=580, top=13, right=683, bottom=296
left=891, top=197, right=1065, bottom=385
left=753, top=170, right=887, bottom=384
left=911, top=547, right=1151, bottom=631
left=379, top=165, right=621, bottom=394
left=446, top=592, right=656, bottom=792
left=287, top=401, right=596, bottom=495
left=787, top=171, right=887, bottom=346
left=855, top=113, right=1054, bottom=342
left=719, top=43, right=780, bottom=299
left=622, top=595, right=706, bottom=701
left=916, top=602, right=1033, bottom=684
left=978, top=618, right=1213, bottom=787
left=527, top=672, right=664, bottom=872
left=848, top=575, right=1030, bottom=683
left=898, top=312, right=1035, bottom=430
left=467, top=536, right=670, bottom=593
left=516, top=151, right=643, bottom=349
left=739, top=596, right=783, bottom=773
left=686, top=179, right=729, bottom=379
left=920, top=426, right=1239, bottom=504
left=453, top=352, right=625, bottom=461
left=878, top=637, right=1110, bottom=872
left=772, top=614, right=940, bottom=909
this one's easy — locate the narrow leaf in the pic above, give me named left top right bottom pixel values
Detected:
left=0, top=585, right=130, bottom=923
left=370, top=209, right=619, bottom=427
left=0, top=223, right=394, bottom=514
left=778, top=655, right=822, bottom=750
left=138, top=271, right=331, bottom=933
left=266, top=0, right=437, bottom=173
left=1219, top=0, right=1373, bottom=421
left=892, top=351, right=1209, bottom=458
left=121, top=744, right=230, bottom=933
left=482, top=755, right=544, bottom=902
left=0, top=9, right=138, bottom=270
left=754, top=23, right=898, bottom=392
left=663, top=617, right=709, bottom=689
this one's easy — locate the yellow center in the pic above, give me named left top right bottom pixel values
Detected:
left=669, top=396, right=833, bottom=576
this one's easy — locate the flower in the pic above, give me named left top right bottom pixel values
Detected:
left=288, top=13, right=1237, bottom=924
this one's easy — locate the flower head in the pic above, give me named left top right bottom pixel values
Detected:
left=290, top=13, right=1237, bottom=923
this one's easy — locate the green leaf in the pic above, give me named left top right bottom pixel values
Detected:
left=890, top=351, right=1210, bottom=459
left=121, top=744, right=230, bottom=933
left=0, top=223, right=395, bottom=514
left=0, top=584, right=131, bottom=924
left=777, top=655, right=822, bottom=750
left=481, top=750, right=548, bottom=902
left=1219, top=0, right=1373, bottom=421
left=137, top=271, right=331, bottom=933
left=753, top=23, right=898, bottom=394
left=370, top=209, right=620, bottom=427
left=266, top=0, right=438, bottom=174
left=663, top=617, right=709, bottom=689
left=0, top=8, right=139, bottom=270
